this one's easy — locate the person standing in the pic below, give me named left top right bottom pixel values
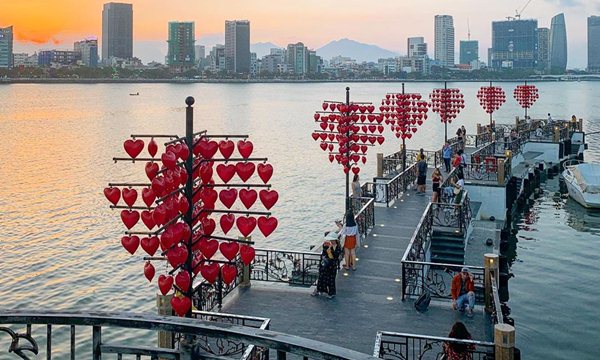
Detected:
left=461, top=125, right=467, bottom=149
left=416, top=148, right=426, bottom=162
left=451, top=267, right=475, bottom=317
left=351, top=174, right=362, bottom=211
left=547, top=113, right=553, bottom=125
left=416, top=156, right=428, bottom=195
left=452, top=172, right=465, bottom=204
left=442, top=141, right=452, bottom=173
left=443, top=322, right=476, bottom=360
left=571, top=115, right=578, bottom=131
left=455, top=128, right=463, bottom=148
left=312, top=238, right=342, bottom=298
left=431, top=168, right=443, bottom=203
left=340, top=211, right=359, bottom=271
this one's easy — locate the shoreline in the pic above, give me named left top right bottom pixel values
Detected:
left=0, top=78, right=595, bottom=84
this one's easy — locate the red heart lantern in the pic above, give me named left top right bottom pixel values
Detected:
left=141, top=188, right=155, bottom=208
left=216, top=164, right=236, bottom=183
left=198, top=238, right=219, bottom=259
left=175, top=270, right=191, bottom=292
left=236, top=162, right=255, bottom=182
left=259, top=189, right=279, bottom=210
left=221, top=264, right=238, bottom=285
left=148, top=138, right=158, bottom=157
left=104, top=187, right=121, bottom=206
left=237, top=140, right=253, bottom=158
left=158, top=275, right=174, bottom=295
left=120, top=210, right=140, bottom=229
left=144, top=261, right=155, bottom=282
left=141, top=210, right=155, bottom=229
left=121, top=235, right=140, bottom=255
left=256, top=164, right=273, bottom=184
left=236, top=216, right=257, bottom=237
left=201, top=262, right=220, bottom=283
left=122, top=188, right=138, bottom=208
left=141, top=236, right=159, bottom=256
left=219, top=188, right=238, bottom=209
left=220, top=214, right=235, bottom=234
left=195, top=140, right=218, bottom=159
left=240, top=245, right=255, bottom=265
left=171, top=296, right=191, bottom=317
left=145, top=162, right=159, bottom=181
left=239, top=189, right=258, bottom=209
left=200, top=217, right=216, bottom=236
left=218, top=140, right=235, bottom=159
left=257, top=216, right=278, bottom=237
left=219, top=241, right=240, bottom=261
left=123, top=139, right=144, bottom=158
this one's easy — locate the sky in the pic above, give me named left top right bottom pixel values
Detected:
left=1, top=0, right=599, bottom=68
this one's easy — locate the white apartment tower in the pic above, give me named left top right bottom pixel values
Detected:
left=434, top=15, right=455, bottom=67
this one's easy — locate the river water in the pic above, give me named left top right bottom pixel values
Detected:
left=0, top=81, right=599, bottom=358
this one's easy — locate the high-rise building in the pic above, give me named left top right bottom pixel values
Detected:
left=195, top=45, right=205, bottom=62
left=537, top=27, right=550, bottom=71
left=74, top=39, right=99, bottom=67
left=549, top=13, right=567, bottom=73
left=166, top=22, right=195, bottom=69
left=208, top=44, right=226, bottom=72
left=0, top=26, right=14, bottom=69
left=588, top=16, right=600, bottom=73
left=434, top=15, right=455, bottom=67
left=38, top=50, right=81, bottom=66
left=407, top=37, right=427, bottom=58
left=225, top=20, right=250, bottom=74
left=490, top=19, right=538, bottom=70
left=287, top=43, right=307, bottom=75
left=102, top=2, right=133, bottom=63
left=459, top=40, right=478, bottom=65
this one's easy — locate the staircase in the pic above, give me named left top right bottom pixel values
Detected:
left=430, top=229, right=465, bottom=265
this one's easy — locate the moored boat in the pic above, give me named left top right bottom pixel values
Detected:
left=562, top=161, right=600, bottom=208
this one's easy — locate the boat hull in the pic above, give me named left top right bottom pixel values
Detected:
left=563, top=168, right=600, bottom=209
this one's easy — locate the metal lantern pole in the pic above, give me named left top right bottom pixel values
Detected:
left=524, top=80, right=528, bottom=120
left=184, top=96, right=195, bottom=318
left=489, top=81, right=493, bottom=130
left=444, top=81, right=448, bottom=142
left=345, top=87, right=351, bottom=214
left=402, top=83, right=407, bottom=172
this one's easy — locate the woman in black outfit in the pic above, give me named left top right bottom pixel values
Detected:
left=311, top=238, right=342, bottom=299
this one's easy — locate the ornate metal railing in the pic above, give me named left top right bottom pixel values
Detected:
left=374, top=331, right=495, bottom=360
left=465, top=133, right=492, bottom=148
left=382, top=150, right=405, bottom=177
left=373, top=163, right=418, bottom=207
left=355, top=197, right=376, bottom=238
left=490, top=274, right=503, bottom=326
left=250, top=248, right=321, bottom=287
left=401, top=261, right=485, bottom=302
left=0, top=310, right=375, bottom=360
left=470, top=142, right=495, bottom=164
left=181, top=311, right=270, bottom=359
left=401, top=191, right=474, bottom=300
left=462, top=163, right=499, bottom=182
left=194, top=260, right=245, bottom=311
left=432, top=192, right=472, bottom=233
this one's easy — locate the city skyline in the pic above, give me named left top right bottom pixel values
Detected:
left=1, top=0, right=599, bottom=68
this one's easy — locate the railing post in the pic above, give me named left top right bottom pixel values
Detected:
left=494, top=324, right=516, bottom=360
left=240, top=236, right=252, bottom=287
left=484, top=253, right=499, bottom=313
left=157, top=294, right=174, bottom=349
left=92, top=326, right=101, bottom=360
left=553, top=126, right=560, bottom=142
left=377, top=153, right=383, bottom=178
left=401, top=262, right=406, bottom=300
left=497, top=159, right=505, bottom=185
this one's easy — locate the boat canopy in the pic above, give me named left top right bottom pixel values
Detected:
left=571, top=164, right=600, bottom=194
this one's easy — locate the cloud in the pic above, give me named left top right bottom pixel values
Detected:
left=15, top=30, right=62, bottom=45
left=544, top=0, right=583, bottom=7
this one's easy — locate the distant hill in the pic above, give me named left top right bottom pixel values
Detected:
left=316, top=38, right=399, bottom=63
left=251, top=42, right=282, bottom=58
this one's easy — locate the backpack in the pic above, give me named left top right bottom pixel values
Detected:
left=414, top=290, right=431, bottom=313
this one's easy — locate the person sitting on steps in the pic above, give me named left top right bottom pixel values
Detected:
left=451, top=267, right=475, bottom=318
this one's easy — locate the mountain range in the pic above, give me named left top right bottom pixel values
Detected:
left=316, top=39, right=399, bottom=63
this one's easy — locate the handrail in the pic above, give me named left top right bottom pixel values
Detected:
left=0, top=310, right=377, bottom=360
left=490, top=274, right=504, bottom=325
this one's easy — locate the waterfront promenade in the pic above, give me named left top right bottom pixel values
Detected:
left=222, top=169, right=489, bottom=355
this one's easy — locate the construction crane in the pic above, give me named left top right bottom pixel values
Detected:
left=507, top=0, right=533, bottom=20
left=467, top=18, right=471, bottom=41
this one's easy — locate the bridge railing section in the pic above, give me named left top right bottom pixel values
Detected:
left=374, top=331, right=495, bottom=360
left=0, top=310, right=376, bottom=360
left=372, top=163, right=418, bottom=207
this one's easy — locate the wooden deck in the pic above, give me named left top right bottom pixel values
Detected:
left=221, top=169, right=491, bottom=355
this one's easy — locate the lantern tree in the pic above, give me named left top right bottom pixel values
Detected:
left=513, top=81, right=539, bottom=119
left=380, top=84, right=430, bottom=171
left=311, top=87, right=385, bottom=213
left=430, top=82, right=465, bottom=142
left=477, top=82, right=506, bottom=130
left=104, top=97, right=279, bottom=317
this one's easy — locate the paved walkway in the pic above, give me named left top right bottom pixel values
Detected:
left=222, top=169, right=490, bottom=355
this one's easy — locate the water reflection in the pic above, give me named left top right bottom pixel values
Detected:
left=562, top=198, right=600, bottom=234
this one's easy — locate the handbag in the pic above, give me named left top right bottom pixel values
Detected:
left=453, top=187, right=461, bottom=195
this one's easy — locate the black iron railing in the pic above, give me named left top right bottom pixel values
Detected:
left=465, top=132, right=492, bottom=148
left=355, top=197, right=376, bottom=238
left=250, top=248, right=321, bottom=287
left=469, top=142, right=495, bottom=164
left=401, top=191, right=473, bottom=300
left=490, top=274, right=504, bottom=326
left=374, top=331, right=495, bottom=360
left=462, top=163, right=499, bottom=182
left=373, top=163, right=418, bottom=207
left=0, top=310, right=375, bottom=360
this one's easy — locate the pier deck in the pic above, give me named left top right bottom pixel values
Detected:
left=222, top=170, right=490, bottom=355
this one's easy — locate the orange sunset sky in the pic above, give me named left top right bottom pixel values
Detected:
left=1, top=0, right=598, bottom=68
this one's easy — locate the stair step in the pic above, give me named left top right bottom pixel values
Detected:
left=432, top=229, right=464, bottom=238
left=431, top=243, right=464, bottom=253
left=431, top=254, right=464, bottom=265
left=431, top=247, right=465, bottom=257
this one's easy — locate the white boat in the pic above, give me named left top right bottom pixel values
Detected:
left=562, top=161, right=600, bottom=209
